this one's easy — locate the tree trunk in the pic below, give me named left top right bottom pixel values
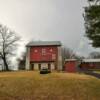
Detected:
left=3, top=56, right=9, bottom=71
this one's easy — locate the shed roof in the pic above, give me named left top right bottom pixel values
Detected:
left=82, top=59, right=100, bottom=63
left=26, top=41, right=62, bottom=47
left=65, top=59, right=77, bottom=62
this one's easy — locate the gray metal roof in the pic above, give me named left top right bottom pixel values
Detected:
left=26, top=41, right=62, bottom=47
left=65, top=59, right=77, bottom=62
left=82, top=59, right=100, bottom=63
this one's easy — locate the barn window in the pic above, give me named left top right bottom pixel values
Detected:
left=34, top=49, right=38, bottom=53
left=42, top=48, right=46, bottom=55
left=50, top=49, right=53, bottom=52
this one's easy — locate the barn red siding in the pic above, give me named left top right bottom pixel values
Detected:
left=81, top=62, right=100, bottom=69
left=30, top=46, right=58, bottom=62
left=64, top=61, right=77, bottom=72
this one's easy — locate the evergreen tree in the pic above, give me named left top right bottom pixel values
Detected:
left=84, top=0, right=100, bottom=47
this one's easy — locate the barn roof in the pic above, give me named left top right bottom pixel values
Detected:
left=65, top=59, right=77, bottom=62
left=82, top=59, right=100, bottom=63
left=26, top=41, right=62, bottom=47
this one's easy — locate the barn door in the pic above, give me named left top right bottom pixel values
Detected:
left=48, top=63, right=51, bottom=70
left=34, top=63, right=39, bottom=70
left=41, top=63, right=48, bottom=69
left=51, top=63, right=55, bottom=70
left=30, top=64, right=34, bottom=70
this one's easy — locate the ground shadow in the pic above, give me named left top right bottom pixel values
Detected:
left=78, top=69, right=100, bottom=79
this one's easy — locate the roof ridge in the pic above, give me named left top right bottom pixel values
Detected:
left=26, top=41, right=62, bottom=47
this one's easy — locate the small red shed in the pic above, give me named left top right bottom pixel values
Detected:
left=64, top=59, right=77, bottom=72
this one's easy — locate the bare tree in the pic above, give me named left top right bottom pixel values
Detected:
left=62, top=47, right=85, bottom=61
left=89, top=51, right=100, bottom=58
left=0, top=24, right=20, bottom=71
left=62, top=47, right=76, bottom=59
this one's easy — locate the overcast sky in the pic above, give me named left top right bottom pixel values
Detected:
left=0, top=0, right=99, bottom=57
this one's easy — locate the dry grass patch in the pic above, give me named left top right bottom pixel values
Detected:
left=0, top=71, right=100, bottom=100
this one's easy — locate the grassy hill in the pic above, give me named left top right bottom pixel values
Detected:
left=0, top=71, right=100, bottom=100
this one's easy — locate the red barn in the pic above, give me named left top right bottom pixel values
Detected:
left=81, top=59, right=100, bottom=70
left=64, top=59, right=77, bottom=72
left=25, top=41, right=62, bottom=71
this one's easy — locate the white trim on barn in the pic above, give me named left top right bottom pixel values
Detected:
left=57, top=47, right=63, bottom=71
left=25, top=47, right=30, bottom=70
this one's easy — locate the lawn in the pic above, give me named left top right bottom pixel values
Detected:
left=0, top=71, right=100, bottom=100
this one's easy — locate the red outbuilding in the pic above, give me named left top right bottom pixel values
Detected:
left=25, top=41, right=62, bottom=71
left=64, top=59, right=77, bottom=72
left=81, top=59, right=100, bottom=70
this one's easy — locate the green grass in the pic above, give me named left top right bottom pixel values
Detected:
left=0, top=71, right=100, bottom=100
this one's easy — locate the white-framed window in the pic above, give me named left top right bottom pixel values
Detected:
left=34, top=49, right=38, bottom=53
left=42, top=48, right=46, bottom=55
left=50, top=48, right=53, bottom=52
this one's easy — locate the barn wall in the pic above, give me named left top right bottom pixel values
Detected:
left=30, top=46, right=58, bottom=62
left=25, top=45, right=63, bottom=71
left=81, top=62, right=100, bottom=69
left=64, top=61, right=77, bottom=72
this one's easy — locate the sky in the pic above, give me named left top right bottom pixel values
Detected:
left=0, top=0, right=99, bottom=58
